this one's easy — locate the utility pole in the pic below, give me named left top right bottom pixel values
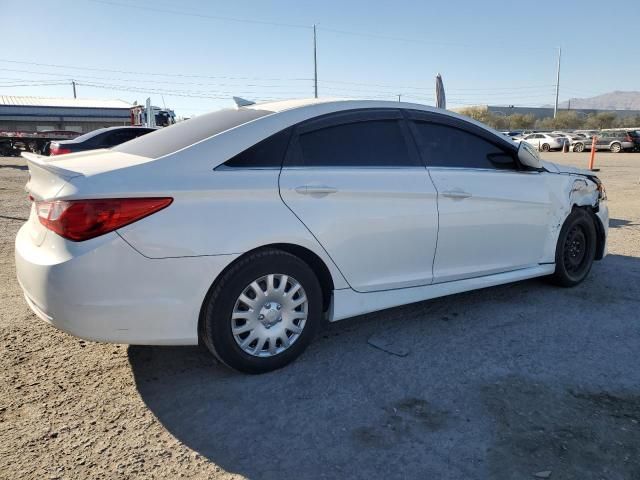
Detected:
left=553, top=47, right=561, bottom=118
left=72, top=80, right=77, bottom=99
left=313, top=24, right=318, bottom=98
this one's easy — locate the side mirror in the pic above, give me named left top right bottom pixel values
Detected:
left=517, top=141, right=542, bottom=169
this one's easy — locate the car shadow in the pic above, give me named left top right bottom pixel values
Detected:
left=0, top=215, right=28, bottom=222
left=129, top=254, right=640, bottom=479
left=0, top=164, right=28, bottom=171
left=609, top=218, right=638, bottom=229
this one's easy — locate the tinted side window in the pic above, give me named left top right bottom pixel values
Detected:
left=224, top=128, right=291, bottom=168
left=411, top=122, right=516, bottom=170
left=296, top=120, right=418, bottom=167
left=101, top=130, right=138, bottom=147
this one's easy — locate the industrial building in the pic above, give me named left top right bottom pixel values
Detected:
left=462, top=105, right=640, bottom=120
left=0, top=95, right=132, bottom=133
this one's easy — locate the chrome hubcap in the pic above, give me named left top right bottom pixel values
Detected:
left=231, top=274, right=308, bottom=358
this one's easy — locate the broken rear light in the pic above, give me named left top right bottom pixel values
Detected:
left=36, top=197, right=173, bottom=241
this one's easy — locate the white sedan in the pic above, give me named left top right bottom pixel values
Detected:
left=520, top=133, right=567, bottom=151
left=16, top=99, right=609, bottom=373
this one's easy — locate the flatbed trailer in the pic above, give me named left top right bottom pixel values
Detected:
left=0, top=130, right=80, bottom=156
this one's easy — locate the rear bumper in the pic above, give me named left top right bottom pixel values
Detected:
left=15, top=224, right=238, bottom=345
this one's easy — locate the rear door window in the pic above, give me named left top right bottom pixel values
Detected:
left=411, top=121, right=517, bottom=170
left=293, top=119, right=418, bottom=167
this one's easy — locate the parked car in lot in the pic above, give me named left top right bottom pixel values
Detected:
left=520, top=132, right=567, bottom=151
left=501, top=130, right=523, bottom=139
left=16, top=99, right=609, bottom=373
left=620, top=129, right=640, bottom=152
left=48, top=126, right=157, bottom=156
left=568, top=134, right=592, bottom=152
left=592, top=131, right=634, bottom=153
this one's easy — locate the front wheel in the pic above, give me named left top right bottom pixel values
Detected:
left=573, top=143, right=585, bottom=153
left=201, top=249, right=323, bottom=373
left=541, top=143, right=551, bottom=152
left=549, top=209, right=597, bottom=287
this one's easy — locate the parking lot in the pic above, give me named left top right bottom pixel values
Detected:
left=1, top=152, right=639, bottom=479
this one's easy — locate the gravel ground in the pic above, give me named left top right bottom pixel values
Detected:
left=1, top=152, right=639, bottom=480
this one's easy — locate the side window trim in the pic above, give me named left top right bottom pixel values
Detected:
left=404, top=109, right=518, bottom=154
left=296, top=108, right=403, bottom=135
left=407, top=119, right=521, bottom=171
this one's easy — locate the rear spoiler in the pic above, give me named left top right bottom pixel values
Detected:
left=21, top=151, right=82, bottom=181
left=22, top=151, right=83, bottom=200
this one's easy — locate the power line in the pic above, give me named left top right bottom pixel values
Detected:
left=88, top=0, right=312, bottom=29
left=0, top=84, right=70, bottom=88
left=0, top=67, right=312, bottom=91
left=0, top=65, right=555, bottom=96
left=0, top=59, right=311, bottom=82
left=319, top=78, right=556, bottom=92
left=89, top=0, right=555, bottom=53
left=0, top=63, right=559, bottom=101
left=75, top=81, right=309, bottom=101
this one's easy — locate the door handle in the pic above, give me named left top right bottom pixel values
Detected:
left=295, top=185, right=338, bottom=195
left=442, top=190, right=472, bottom=199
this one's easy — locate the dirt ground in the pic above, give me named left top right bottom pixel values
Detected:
left=0, top=152, right=639, bottom=480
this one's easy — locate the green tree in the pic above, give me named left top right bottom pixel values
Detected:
left=458, top=107, right=496, bottom=126
left=507, top=113, right=536, bottom=129
left=613, top=115, right=640, bottom=128
left=584, top=112, right=617, bottom=129
left=535, top=116, right=556, bottom=130
left=554, top=111, right=584, bottom=129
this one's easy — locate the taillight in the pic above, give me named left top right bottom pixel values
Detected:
left=49, top=144, right=72, bottom=156
left=625, top=135, right=633, bottom=142
left=35, top=197, right=173, bottom=241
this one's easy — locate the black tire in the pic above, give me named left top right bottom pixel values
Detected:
left=549, top=209, right=597, bottom=287
left=573, top=143, right=585, bottom=153
left=610, top=142, right=622, bottom=153
left=201, top=249, right=323, bottom=374
left=541, top=143, right=551, bottom=152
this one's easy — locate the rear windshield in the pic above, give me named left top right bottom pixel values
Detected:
left=72, top=127, right=110, bottom=143
left=113, top=108, right=273, bottom=158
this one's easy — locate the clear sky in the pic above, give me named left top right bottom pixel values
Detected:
left=2, top=0, right=637, bottom=117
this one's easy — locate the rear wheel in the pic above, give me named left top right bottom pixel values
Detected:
left=541, top=143, right=551, bottom=152
left=201, top=249, right=323, bottom=373
left=549, top=209, right=597, bottom=287
left=610, top=142, right=622, bottom=153
left=573, top=143, right=585, bottom=153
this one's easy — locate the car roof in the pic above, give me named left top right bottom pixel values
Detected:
left=245, top=97, right=506, bottom=137
left=246, top=97, right=454, bottom=117
left=109, top=98, right=513, bottom=167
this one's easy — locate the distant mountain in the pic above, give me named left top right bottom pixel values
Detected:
left=555, top=91, right=640, bottom=110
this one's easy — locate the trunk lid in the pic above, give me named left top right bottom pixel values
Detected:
left=21, top=150, right=155, bottom=246
left=22, top=149, right=155, bottom=200
left=22, top=152, right=81, bottom=200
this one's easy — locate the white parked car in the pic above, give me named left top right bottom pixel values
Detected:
left=16, top=99, right=609, bottom=373
left=521, top=133, right=567, bottom=151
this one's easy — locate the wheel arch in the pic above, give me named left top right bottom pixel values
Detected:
left=198, top=243, right=336, bottom=342
left=572, top=204, right=606, bottom=261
